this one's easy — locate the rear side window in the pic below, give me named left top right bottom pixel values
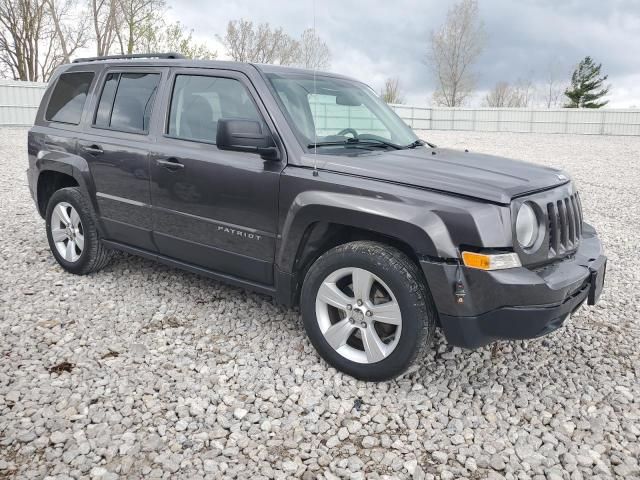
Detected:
left=167, top=75, right=261, bottom=144
left=45, top=72, right=94, bottom=124
left=94, top=72, right=160, bottom=133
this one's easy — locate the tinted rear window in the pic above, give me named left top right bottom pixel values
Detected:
left=94, top=72, right=160, bottom=133
left=45, top=72, right=94, bottom=124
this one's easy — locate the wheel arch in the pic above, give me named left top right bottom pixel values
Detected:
left=276, top=193, right=451, bottom=306
left=34, top=154, right=99, bottom=224
left=36, top=169, right=79, bottom=218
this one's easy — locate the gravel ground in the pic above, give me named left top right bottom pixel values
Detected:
left=1, top=127, right=639, bottom=480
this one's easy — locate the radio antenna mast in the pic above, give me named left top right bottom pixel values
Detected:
left=312, top=0, right=319, bottom=176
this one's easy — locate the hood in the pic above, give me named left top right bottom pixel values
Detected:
left=302, top=147, right=570, bottom=204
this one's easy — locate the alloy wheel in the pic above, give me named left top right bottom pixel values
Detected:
left=315, top=267, right=402, bottom=364
left=50, top=202, right=84, bottom=263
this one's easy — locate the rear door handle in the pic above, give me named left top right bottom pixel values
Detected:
left=81, top=144, right=103, bottom=155
left=156, top=158, right=184, bottom=170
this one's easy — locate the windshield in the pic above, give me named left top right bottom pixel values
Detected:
left=266, top=72, right=419, bottom=152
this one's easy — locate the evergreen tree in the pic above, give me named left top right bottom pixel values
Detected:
left=564, top=56, right=610, bottom=108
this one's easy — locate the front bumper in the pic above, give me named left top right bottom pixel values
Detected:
left=421, top=223, right=606, bottom=348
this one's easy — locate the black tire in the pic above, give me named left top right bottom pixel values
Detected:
left=300, top=241, right=436, bottom=381
left=45, top=187, right=113, bottom=275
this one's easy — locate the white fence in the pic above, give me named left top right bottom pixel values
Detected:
left=1, top=79, right=640, bottom=136
left=391, top=105, right=640, bottom=136
left=0, top=80, right=47, bottom=126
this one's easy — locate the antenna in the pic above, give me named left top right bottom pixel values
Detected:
left=312, top=0, right=319, bottom=177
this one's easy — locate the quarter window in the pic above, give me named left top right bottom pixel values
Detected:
left=167, top=75, right=261, bottom=144
left=94, top=72, right=160, bottom=133
left=45, top=72, right=94, bottom=125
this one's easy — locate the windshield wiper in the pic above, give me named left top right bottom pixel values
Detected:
left=405, top=139, right=427, bottom=148
left=406, top=139, right=438, bottom=148
left=307, top=138, right=403, bottom=150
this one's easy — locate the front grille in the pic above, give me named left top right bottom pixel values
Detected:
left=546, top=192, right=582, bottom=255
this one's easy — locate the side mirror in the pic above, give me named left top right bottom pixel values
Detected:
left=216, top=119, right=279, bottom=160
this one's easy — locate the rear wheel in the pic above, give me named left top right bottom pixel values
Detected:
left=45, top=187, right=112, bottom=275
left=300, top=241, right=436, bottom=380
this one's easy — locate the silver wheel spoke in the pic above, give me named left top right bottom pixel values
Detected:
left=352, top=268, right=373, bottom=302
left=51, top=228, right=67, bottom=243
left=55, top=204, right=71, bottom=225
left=70, top=208, right=81, bottom=228
left=369, top=300, right=402, bottom=326
left=65, top=240, right=76, bottom=261
left=51, top=202, right=83, bottom=263
left=323, top=318, right=355, bottom=350
left=74, top=232, right=84, bottom=251
left=317, top=282, right=352, bottom=310
left=315, top=266, right=402, bottom=365
left=362, top=327, right=387, bottom=363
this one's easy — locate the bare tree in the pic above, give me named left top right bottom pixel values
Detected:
left=513, top=78, right=534, bottom=107
left=0, top=0, right=66, bottom=81
left=138, top=20, right=216, bottom=59
left=253, top=23, right=298, bottom=64
left=296, top=28, right=330, bottom=70
left=427, top=0, right=485, bottom=107
left=542, top=61, right=566, bottom=108
left=89, top=0, right=118, bottom=55
left=483, top=82, right=512, bottom=107
left=380, top=78, right=404, bottom=104
left=220, top=19, right=331, bottom=68
left=46, top=0, right=88, bottom=63
left=115, top=0, right=164, bottom=55
left=219, top=19, right=300, bottom=65
left=483, top=79, right=534, bottom=108
left=219, top=18, right=254, bottom=62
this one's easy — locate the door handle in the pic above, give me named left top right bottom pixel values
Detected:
left=156, top=158, right=184, bottom=170
left=81, top=144, right=103, bottom=155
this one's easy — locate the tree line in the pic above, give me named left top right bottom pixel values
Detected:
left=0, top=0, right=331, bottom=82
left=415, top=0, right=610, bottom=108
left=0, top=0, right=611, bottom=109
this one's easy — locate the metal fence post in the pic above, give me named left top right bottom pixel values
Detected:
left=529, top=109, right=534, bottom=133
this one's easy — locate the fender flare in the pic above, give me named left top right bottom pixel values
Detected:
left=276, top=190, right=459, bottom=273
left=35, top=153, right=104, bottom=234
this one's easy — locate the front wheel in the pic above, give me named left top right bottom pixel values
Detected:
left=300, top=241, right=436, bottom=381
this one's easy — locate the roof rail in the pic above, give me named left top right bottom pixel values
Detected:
left=72, top=52, right=187, bottom=63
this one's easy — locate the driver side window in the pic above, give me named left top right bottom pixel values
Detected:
left=308, top=93, right=391, bottom=139
left=167, top=75, right=261, bottom=144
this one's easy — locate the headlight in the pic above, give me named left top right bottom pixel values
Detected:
left=515, top=202, right=539, bottom=248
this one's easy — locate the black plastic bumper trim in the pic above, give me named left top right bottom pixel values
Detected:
left=439, top=278, right=591, bottom=349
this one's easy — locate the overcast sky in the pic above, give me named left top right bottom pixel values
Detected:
left=167, top=0, right=640, bottom=108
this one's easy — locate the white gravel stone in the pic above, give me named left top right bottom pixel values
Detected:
left=233, top=408, right=248, bottom=420
left=0, top=128, right=638, bottom=479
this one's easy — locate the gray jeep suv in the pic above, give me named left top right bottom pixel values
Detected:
left=27, top=53, right=607, bottom=380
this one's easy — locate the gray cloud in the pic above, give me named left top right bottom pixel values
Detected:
left=169, top=0, right=640, bottom=107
